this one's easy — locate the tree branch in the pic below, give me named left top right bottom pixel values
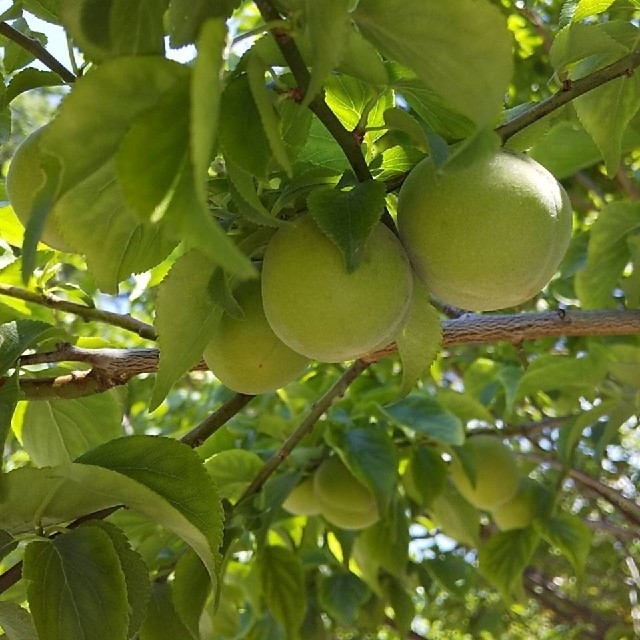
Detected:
left=0, top=21, right=76, bottom=84
left=0, top=284, right=157, bottom=341
left=498, top=51, right=640, bottom=142
left=11, top=309, right=640, bottom=399
left=237, top=359, right=369, bottom=503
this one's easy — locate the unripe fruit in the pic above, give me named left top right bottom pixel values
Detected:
left=261, top=215, right=413, bottom=362
left=450, top=435, right=520, bottom=510
left=6, top=127, right=73, bottom=252
left=490, top=478, right=538, bottom=530
left=397, top=150, right=572, bottom=311
left=282, top=478, right=321, bottom=516
left=313, top=456, right=379, bottom=530
left=203, top=280, right=309, bottom=394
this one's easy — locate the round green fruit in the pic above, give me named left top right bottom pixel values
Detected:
left=261, top=215, right=413, bottom=362
left=6, top=127, right=73, bottom=252
left=397, top=150, right=572, bottom=311
left=490, top=478, right=539, bottom=530
left=313, top=455, right=379, bottom=530
left=450, top=435, right=520, bottom=510
left=282, top=477, right=321, bottom=516
left=203, top=280, right=310, bottom=394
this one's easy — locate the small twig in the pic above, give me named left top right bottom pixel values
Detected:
left=498, top=51, right=640, bottom=142
left=0, top=21, right=76, bottom=84
left=237, top=359, right=369, bottom=503
left=181, top=393, right=255, bottom=447
left=0, top=284, right=157, bottom=341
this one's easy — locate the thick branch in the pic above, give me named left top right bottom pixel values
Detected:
left=0, top=21, right=75, bottom=84
left=0, top=284, right=157, bottom=341
left=498, top=51, right=640, bottom=142
left=12, top=309, right=640, bottom=399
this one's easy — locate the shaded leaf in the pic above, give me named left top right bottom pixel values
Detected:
left=139, top=581, right=192, bottom=640
left=204, top=449, right=263, bottom=501
left=173, top=549, right=212, bottom=638
left=537, top=513, right=593, bottom=579
left=0, top=320, right=52, bottom=376
left=317, top=572, right=370, bottom=626
left=167, top=0, right=240, bottom=47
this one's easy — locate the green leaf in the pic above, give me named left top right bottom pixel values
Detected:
left=166, top=0, right=240, bottom=47
left=308, top=181, right=386, bottom=272
left=0, top=466, right=120, bottom=535
left=339, top=26, right=389, bottom=86
left=515, top=351, right=609, bottom=401
left=151, top=250, right=225, bottom=410
left=297, top=117, right=351, bottom=173
left=317, top=572, right=370, bottom=626
left=3, top=69, right=64, bottom=107
left=219, top=75, right=271, bottom=179
left=173, top=549, right=212, bottom=638
left=192, top=18, right=226, bottom=206
left=259, top=545, right=306, bottom=640
left=383, top=394, right=465, bottom=446
left=204, top=449, right=263, bottom=501
left=574, top=74, right=640, bottom=176
left=59, top=0, right=167, bottom=61
left=81, top=521, right=151, bottom=639
left=576, top=202, right=640, bottom=308
left=303, top=0, right=351, bottom=105
left=22, top=0, right=59, bottom=22
left=19, top=390, right=124, bottom=466
left=572, top=0, right=616, bottom=22
left=0, top=602, right=38, bottom=640
left=608, top=344, right=640, bottom=387
left=537, top=513, right=593, bottom=579
left=396, top=279, right=442, bottom=395
left=479, top=527, right=539, bottom=600
left=0, top=372, right=19, bottom=464
left=247, top=53, right=293, bottom=175
left=58, top=435, right=224, bottom=592
left=429, top=483, right=480, bottom=548
left=24, top=527, right=129, bottom=640
left=353, top=0, right=513, bottom=125
left=403, top=445, right=448, bottom=507
left=423, top=555, right=475, bottom=599
left=0, top=320, right=52, bottom=376
left=327, top=423, right=398, bottom=513
left=0, top=18, right=46, bottom=73
left=139, top=582, right=192, bottom=640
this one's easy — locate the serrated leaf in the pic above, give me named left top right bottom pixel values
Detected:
left=575, top=74, right=640, bottom=176
left=0, top=18, right=45, bottom=73
left=139, top=582, right=192, bottom=640
left=478, top=528, right=539, bottom=600
left=327, top=423, right=398, bottom=513
left=576, top=202, right=640, bottom=307
left=204, top=449, right=263, bottom=501
left=19, top=391, right=124, bottom=466
left=247, top=53, right=293, bottom=175
left=339, top=26, right=389, bottom=86
left=52, top=161, right=178, bottom=293
left=396, top=279, right=442, bottom=395
left=383, top=394, right=464, bottom=446
left=297, top=116, right=351, bottom=172
left=3, top=69, right=63, bottom=107
left=259, top=545, right=306, bottom=639
left=308, top=181, right=386, bottom=272
left=303, top=0, right=351, bottom=105
left=353, top=0, right=513, bottom=125
left=167, top=0, right=240, bottom=47
left=383, top=107, right=429, bottom=151
left=537, top=513, right=592, bottom=579
left=317, top=573, right=370, bottom=626
left=607, top=344, right=640, bottom=387
left=22, top=0, right=59, bottom=22
left=572, top=0, right=616, bottom=22
left=0, top=602, right=38, bottom=640
left=82, top=521, right=151, bottom=639
left=58, top=0, right=166, bottom=61
left=0, top=320, right=52, bottom=376
left=219, top=75, right=271, bottom=179
left=173, top=549, right=211, bottom=638
left=58, top=435, right=224, bottom=592
left=324, top=74, right=387, bottom=131
left=151, top=250, right=225, bottom=410
left=24, top=527, right=129, bottom=640
left=423, top=555, right=474, bottom=598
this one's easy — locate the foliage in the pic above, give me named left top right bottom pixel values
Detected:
left=0, top=1, right=638, bottom=639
